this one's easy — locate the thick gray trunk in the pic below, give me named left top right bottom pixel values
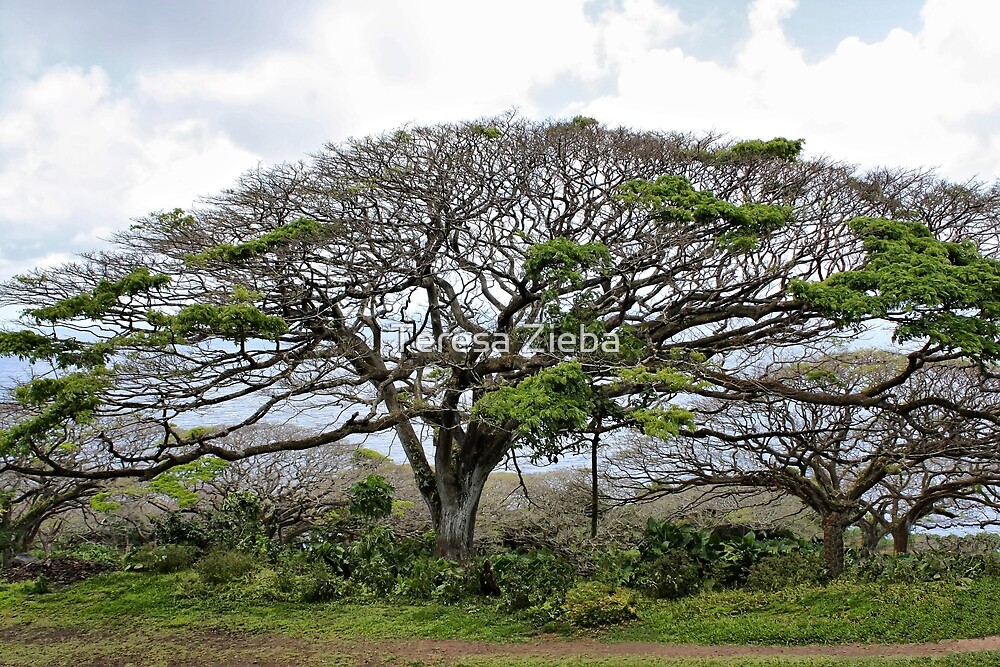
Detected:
left=432, top=469, right=488, bottom=561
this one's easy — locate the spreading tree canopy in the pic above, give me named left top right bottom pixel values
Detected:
left=3, top=115, right=1000, bottom=558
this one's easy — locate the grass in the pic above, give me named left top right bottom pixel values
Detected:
left=457, top=658, right=1000, bottom=667
left=0, top=571, right=531, bottom=642
left=3, top=573, right=1000, bottom=665
left=610, top=578, right=1000, bottom=645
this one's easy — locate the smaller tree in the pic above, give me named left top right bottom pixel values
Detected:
left=612, top=353, right=1000, bottom=576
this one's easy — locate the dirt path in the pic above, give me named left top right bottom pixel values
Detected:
left=368, top=634, right=1000, bottom=660
left=4, top=626, right=1000, bottom=666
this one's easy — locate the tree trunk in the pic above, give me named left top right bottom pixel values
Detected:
left=822, top=512, right=847, bottom=578
left=590, top=431, right=600, bottom=538
left=891, top=523, right=911, bottom=554
left=859, top=520, right=886, bottom=556
left=430, top=466, right=489, bottom=561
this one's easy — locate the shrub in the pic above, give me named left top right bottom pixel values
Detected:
left=25, top=574, right=50, bottom=595
left=209, top=492, right=276, bottom=556
left=345, top=524, right=402, bottom=596
left=633, top=548, right=702, bottom=600
left=491, top=550, right=575, bottom=624
left=746, top=551, right=824, bottom=591
left=848, top=548, right=1000, bottom=584
left=392, top=556, right=475, bottom=603
left=152, top=511, right=211, bottom=548
left=563, top=581, right=638, bottom=628
left=283, top=559, right=346, bottom=602
left=173, top=570, right=208, bottom=599
left=127, top=545, right=199, bottom=574
left=195, top=549, right=259, bottom=585
left=349, top=475, right=395, bottom=519
left=592, top=548, right=643, bottom=587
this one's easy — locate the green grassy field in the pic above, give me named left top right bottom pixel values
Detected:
left=2, top=573, right=1000, bottom=666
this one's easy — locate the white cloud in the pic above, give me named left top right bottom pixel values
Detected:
left=0, top=65, right=259, bottom=279
left=583, top=0, right=1000, bottom=182
left=1, top=0, right=998, bottom=290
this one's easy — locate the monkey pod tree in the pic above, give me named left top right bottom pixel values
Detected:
left=2, top=116, right=999, bottom=559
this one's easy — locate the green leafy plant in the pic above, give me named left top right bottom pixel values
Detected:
left=490, top=549, right=575, bottom=624
left=126, top=544, right=199, bottom=574
left=195, top=549, right=259, bottom=586
left=349, top=475, right=395, bottom=519
left=563, top=581, right=638, bottom=628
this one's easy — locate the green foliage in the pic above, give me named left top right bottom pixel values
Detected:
left=562, top=581, right=638, bottom=628
left=125, top=545, right=199, bottom=574
left=490, top=550, right=576, bottom=625
left=392, top=556, right=476, bottom=603
left=793, top=217, right=1000, bottom=359
left=745, top=551, right=825, bottom=591
left=25, top=268, right=170, bottom=322
left=472, top=361, right=597, bottom=461
left=633, top=519, right=813, bottom=595
left=615, top=365, right=694, bottom=392
left=570, top=115, right=599, bottom=127
left=609, top=578, right=1000, bottom=646
left=639, top=519, right=713, bottom=562
left=621, top=174, right=792, bottom=250
left=851, top=551, right=1000, bottom=585
left=147, top=301, right=288, bottom=342
left=151, top=511, right=212, bottom=549
left=633, top=549, right=703, bottom=600
left=88, top=492, right=122, bottom=513
left=236, top=555, right=347, bottom=603
left=186, top=217, right=323, bottom=264
left=524, top=237, right=611, bottom=288
left=195, top=549, right=259, bottom=586
left=25, top=573, right=50, bottom=595
left=471, top=123, right=502, bottom=139
left=629, top=406, right=695, bottom=439
left=0, top=370, right=110, bottom=456
left=352, top=447, right=390, bottom=464
left=719, top=137, right=805, bottom=161
left=144, top=456, right=227, bottom=509
left=211, top=492, right=275, bottom=556
left=348, top=475, right=395, bottom=519
left=0, top=331, right=111, bottom=368
left=344, top=524, right=405, bottom=596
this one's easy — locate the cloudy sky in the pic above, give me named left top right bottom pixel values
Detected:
left=0, top=0, right=997, bottom=283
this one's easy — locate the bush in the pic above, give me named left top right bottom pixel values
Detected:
left=209, top=492, right=277, bottom=557
left=393, top=556, right=475, bottom=603
left=152, top=511, right=211, bottom=548
left=195, top=549, right=259, bottom=585
left=127, top=545, right=199, bottom=574
left=592, top=548, right=643, bottom=587
left=746, top=551, right=824, bottom=591
left=633, top=548, right=702, bottom=600
left=563, top=581, right=638, bottom=628
left=236, top=555, right=347, bottom=603
left=349, top=475, right=395, bottom=519
left=850, top=550, right=1000, bottom=584
left=25, top=574, right=50, bottom=595
left=491, top=550, right=575, bottom=625
left=173, top=570, right=207, bottom=599
left=345, top=524, right=403, bottom=596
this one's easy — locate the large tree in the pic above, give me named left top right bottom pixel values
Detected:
left=3, top=116, right=1000, bottom=558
